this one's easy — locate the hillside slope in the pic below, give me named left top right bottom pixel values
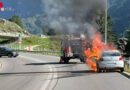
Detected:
left=0, top=18, right=29, bottom=35
left=22, top=14, right=48, bottom=35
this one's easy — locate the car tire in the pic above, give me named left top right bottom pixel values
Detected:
left=8, top=54, right=12, bottom=58
left=97, top=63, right=101, bottom=73
left=120, top=68, right=124, bottom=72
left=14, top=56, right=17, bottom=57
left=80, top=56, right=86, bottom=63
left=64, top=58, right=69, bottom=64
left=97, top=67, right=101, bottom=73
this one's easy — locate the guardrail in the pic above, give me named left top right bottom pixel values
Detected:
left=0, top=32, right=29, bottom=38
left=15, top=50, right=61, bottom=56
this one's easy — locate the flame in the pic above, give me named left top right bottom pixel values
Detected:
left=84, top=33, right=116, bottom=72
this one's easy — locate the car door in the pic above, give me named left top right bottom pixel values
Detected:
left=0, top=48, right=6, bottom=55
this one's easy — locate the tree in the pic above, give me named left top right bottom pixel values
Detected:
left=97, top=14, right=118, bottom=44
left=9, top=15, right=24, bottom=28
left=125, top=30, right=130, bottom=56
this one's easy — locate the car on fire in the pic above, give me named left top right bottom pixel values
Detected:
left=97, top=50, right=124, bottom=72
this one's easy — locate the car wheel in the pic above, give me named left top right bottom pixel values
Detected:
left=14, top=56, right=17, bottom=57
left=8, top=54, right=12, bottom=58
left=80, top=56, right=86, bottom=63
left=64, top=58, right=69, bottom=64
left=97, top=63, right=101, bottom=73
left=97, top=67, right=101, bottom=73
left=120, top=68, right=124, bottom=72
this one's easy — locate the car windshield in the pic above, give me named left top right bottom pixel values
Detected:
left=4, top=47, right=12, bottom=51
left=102, top=52, right=120, bottom=56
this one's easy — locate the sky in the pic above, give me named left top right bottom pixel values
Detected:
left=0, top=0, right=44, bottom=19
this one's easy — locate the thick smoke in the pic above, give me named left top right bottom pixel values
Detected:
left=42, top=0, right=106, bottom=39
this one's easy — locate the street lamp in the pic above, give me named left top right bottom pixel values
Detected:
left=105, top=0, right=108, bottom=44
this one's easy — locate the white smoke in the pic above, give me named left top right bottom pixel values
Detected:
left=42, top=0, right=106, bottom=39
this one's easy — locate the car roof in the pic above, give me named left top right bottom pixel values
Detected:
left=102, top=50, right=120, bottom=53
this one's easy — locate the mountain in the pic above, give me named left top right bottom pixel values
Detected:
left=22, top=14, right=48, bottom=35
left=1, top=0, right=130, bottom=35
left=108, top=0, right=130, bottom=35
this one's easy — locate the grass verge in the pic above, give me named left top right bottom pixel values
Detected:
left=125, top=65, right=130, bottom=73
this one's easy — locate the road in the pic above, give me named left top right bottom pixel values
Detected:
left=0, top=53, right=129, bottom=90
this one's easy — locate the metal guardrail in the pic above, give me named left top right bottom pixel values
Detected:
left=15, top=50, right=61, bottom=56
left=0, top=32, right=29, bottom=38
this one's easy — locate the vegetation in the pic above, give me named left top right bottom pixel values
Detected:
left=8, top=36, right=61, bottom=51
left=97, top=14, right=118, bottom=45
left=125, top=65, right=130, bottom=73
left=0, top=18, right=27, bottom=34
left=125, top=30, right=130, bottom=56
left=9, top=15, right=24, bottom=29
left=22, top=14, right=48, bottom=35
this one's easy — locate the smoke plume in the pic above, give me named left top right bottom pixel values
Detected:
left=42, top=0, right=106, bottom=39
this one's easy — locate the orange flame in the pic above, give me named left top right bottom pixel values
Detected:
left=84, top=33, right=116, bottom=72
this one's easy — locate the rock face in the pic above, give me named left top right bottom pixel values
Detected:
left=0, top=18, right=29, bottom=35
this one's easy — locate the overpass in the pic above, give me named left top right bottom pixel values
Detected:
left=0, top=32, right=29, bottom=39
left=0, top=32, right=29, bottom=44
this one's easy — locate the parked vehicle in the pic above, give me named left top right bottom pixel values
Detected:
left=97, top=50, right=124, bottom=72
left=60, top=35, right=88, bottom=64
left=0, top=47, right=19, bottom=57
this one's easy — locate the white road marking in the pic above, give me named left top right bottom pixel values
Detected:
left=19, top=55, right=58, bottom=90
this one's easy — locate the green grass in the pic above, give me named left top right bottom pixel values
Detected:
left=125, top=65, right=130, bottom=73
left=34, top=40, right=60, bottom=51
left=0, top=21, right=24, bottom=33
left=7, top=36, right=61, bottom=51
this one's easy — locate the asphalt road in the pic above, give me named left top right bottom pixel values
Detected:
left=0, top=53, right=129, bottom=90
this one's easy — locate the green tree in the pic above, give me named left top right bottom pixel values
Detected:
left=97, top=14, right=118, bottom=44
left=9, top=15, right=24, bottom=28
left=125, top=30, right=130, bottom=39
left=125, top=30, right=130, bottom=56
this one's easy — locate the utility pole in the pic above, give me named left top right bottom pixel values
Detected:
left=105, top=0, right=108, bottom=44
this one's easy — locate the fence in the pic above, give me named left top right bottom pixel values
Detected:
left=16, top=50, right=61, bottom=56
left=0, top=32, right=29, bottom=38
left=0, top=44, right=61, bottom=56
